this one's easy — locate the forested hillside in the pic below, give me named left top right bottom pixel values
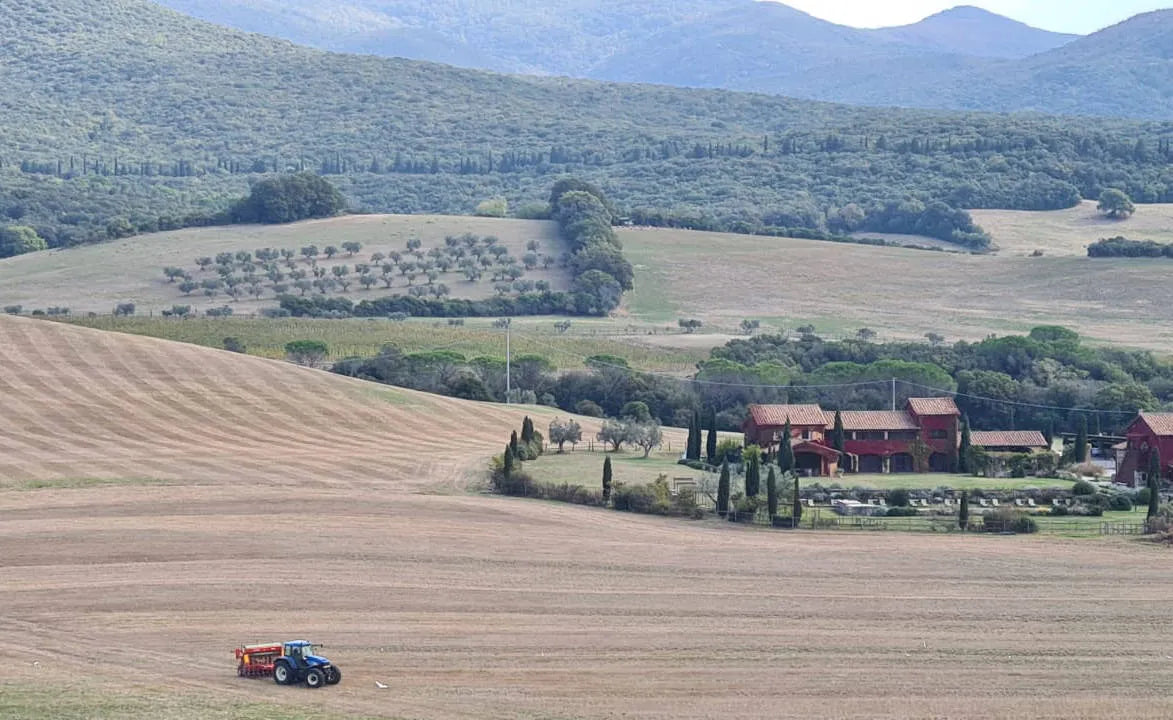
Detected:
left=4, top=0, right=1173, bottom=249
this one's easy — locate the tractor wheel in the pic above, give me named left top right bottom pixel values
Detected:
left=325, top=666, right=341, bottom=685
left=305, top=668, right=325, bottom=689
left=273, top=661, right=292, bottom=685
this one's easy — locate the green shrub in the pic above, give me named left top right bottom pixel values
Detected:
left=611, top=483, right=659, bottom=514
left=1072, top=480, right=1096, bottom=496
left=1139, top=487, right=1152, bottom=506
left=983, top=508, right=1038, bottom=533
left=1049, top=504, right=1069, bottom=517
left=1108, top=494, right=1133, bottom=512
left=886, top=506, right=917, bottom=517
left=886, top=488, right=910, bottom=507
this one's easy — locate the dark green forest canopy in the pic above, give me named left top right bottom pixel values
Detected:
left=5, top=0, right=1173, bottom=246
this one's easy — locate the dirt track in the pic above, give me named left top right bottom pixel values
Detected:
left=4, top=316, right=1173, bottom=719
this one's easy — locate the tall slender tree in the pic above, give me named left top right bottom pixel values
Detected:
left=958, top=415, right=972, bottom=474
left=705, top=409, right=718, bottom=464
left=831, top=411, right=846, bottom=454
left=778, top=420, right=794, bottom=473
left=958, top=490, right=969, bottom=531
left=1074, top=415, right=1088, bottom=464
left=503, top=443, right=514, bottom=479
left=521, top=416, right=534, bottom=444
left=510, top=430, right=520, bottom=459
left=602, top=456, right=613, bottom=504
left=716, top=459, right=731, bottom=516
left=686, top=410, right=699, bottom=460
left=766, top=466, right=779, bottom=518
left=744, top=447, right=761, bottom=497
left=1148, top=448, right=1162, bottom=520
left=792, top=474, right=802, bottom=526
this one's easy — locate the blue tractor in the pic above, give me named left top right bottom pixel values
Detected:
left=272, top=640, right=342, bottom=688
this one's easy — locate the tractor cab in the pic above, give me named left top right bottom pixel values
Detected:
left=282, top=641, right=328, bottom=668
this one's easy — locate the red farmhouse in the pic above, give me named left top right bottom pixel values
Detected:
left=743, top=398, right=961, bottom=476
left=1116, top=412, right=1173, bottom=487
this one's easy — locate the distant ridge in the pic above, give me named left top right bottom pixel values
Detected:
left=870, top=5, right=1078, bottom=58
left=149, top=0, right=1123, bottom=116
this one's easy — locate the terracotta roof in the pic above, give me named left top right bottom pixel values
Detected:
left=1139, top=412, right=1173, bottom=436
left=839, top=410, right=919, bottom=431
left=906, top=397, right=960, bottom=417
left=747, top=404, right=830, bottom=428
left=971, top=430, right=1047, bottom=448
left=792, top=441, right=841, bottom=458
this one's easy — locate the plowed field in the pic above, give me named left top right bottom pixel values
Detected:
left=3, top=316, right=1173, bottom=719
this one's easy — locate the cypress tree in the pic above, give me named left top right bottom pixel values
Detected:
left=1148, top=448, right=1162, bottom=519
left=510, top=430, right=520, bottom=459
left=958, top=415, right=972, bottom=474
left=521, top=417, right=533, bottom=444
left=1074, top=415, right=1088, bottom=464
left=1044, top=418, right=1055, bottom=446
left=685, top=408, right=694, bottom=459
left=778, top=420, right=794, bottom=472
left=602, top=456, right=613, bottom=504
left=958, top=490, right=969, bottom=531
left=745, top=452, right=760, bottom=497
left=716, top=459, right=731, bottom=516
left=503, top=443, right=514, bottom=478
left=792, top=474, right=802, bottom=525
left=831, top=411, right=846, bottom=453
left=766, top=466, right=779, bottom=518
left=705, top=409, right=718, bottom=463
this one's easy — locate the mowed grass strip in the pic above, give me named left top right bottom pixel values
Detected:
left=61, top=315, right=708, bottom=372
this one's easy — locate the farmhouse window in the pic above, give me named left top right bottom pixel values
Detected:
left=929, top=429, right=948, bottom=439
left=888, top=431, right=919, bottom=441
left=859, top=431, right=886, bottom=440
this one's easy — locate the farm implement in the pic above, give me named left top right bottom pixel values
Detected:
left=236, top=640, right=342, bottom=688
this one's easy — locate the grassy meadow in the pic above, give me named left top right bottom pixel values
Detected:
left=9, top=210, right=1173, bottom=357
left=972, top=200, right=1173, bottom=257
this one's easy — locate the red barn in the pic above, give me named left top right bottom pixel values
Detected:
left=1116, top=412, right=1173, bottom=488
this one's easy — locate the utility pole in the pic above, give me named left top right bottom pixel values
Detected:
left=505, top=319, right=512, bottom=403
left=891, top=378, right=896, bottom=411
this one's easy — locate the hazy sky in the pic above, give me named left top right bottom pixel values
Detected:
left=773, top=1, right=1172, bottom=34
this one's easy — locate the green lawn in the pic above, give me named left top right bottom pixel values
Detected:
left=525, top=448, right=689, bottom=490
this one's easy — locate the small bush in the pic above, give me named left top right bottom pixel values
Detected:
left=222, top=336, right=246, bottom=353
left=886, top=488, right=910, bottom=507
left=983, top=508, right=1038, bottom=533
left=886, top=506, right=917, bottom=517
left=1072, top=480, right=1097, bottom=496
left=1138, top=487, right=1152, bottom=506
left=1108, top=494, right=1133, bottom=512
left=1049, top=504, right=1069, bottom=517
left=611, top=483, right=659, bottom=514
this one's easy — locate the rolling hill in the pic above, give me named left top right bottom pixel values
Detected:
left=6, top=0, right=1173, bottom=252
left=9, top=214, right=1173, bottom=352
left=0, top=311, right=617, bottom=488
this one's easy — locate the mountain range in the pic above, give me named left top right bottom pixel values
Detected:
left=142, top=0, right=1173, bottom=117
